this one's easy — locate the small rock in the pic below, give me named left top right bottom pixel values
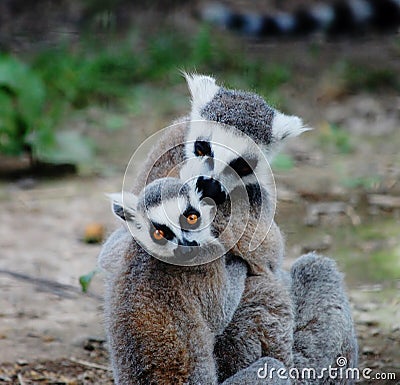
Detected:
left=83, top=223, right=105, bottom=244
left=369, top=327, right=381, bottom=337
left=15, top=177, right=37, bottom=190
left=42, top=335, right=55, bottom=343
left=16, top=359, right=28, bottom=366
left=304, top=201, right=347, bottom=226
left=362, top=346, right=375, bottom=355
left=302, top=235, right=332, bottom=253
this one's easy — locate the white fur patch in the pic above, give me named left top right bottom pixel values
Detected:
left=311, top=4, right=335, bottom=28
left=275, top=12, right=296, bottom=32
left=147, top=197, right=186, bottom=234
left=348, top=0, right=373, bottom=23
left=200, top=3, right=231, bottom=25
left=184, top=73, right=220, bottom=121
left=271, top=111, right=311, bottom=141
left=181, top=121, right=274, bottom=194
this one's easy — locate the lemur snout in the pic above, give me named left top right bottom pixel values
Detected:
left=196, top=176, right=227, bottom=205
left=174, top=240, right=199, bottom=259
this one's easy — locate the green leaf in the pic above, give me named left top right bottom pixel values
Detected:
left=79, top=269, right=98, bottom=293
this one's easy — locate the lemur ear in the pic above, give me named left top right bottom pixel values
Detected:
left=184, top=72, right=220, bottom=119
left=107, top=192, right=138, bottom=222
left=271, top=111, right=311, bottom=142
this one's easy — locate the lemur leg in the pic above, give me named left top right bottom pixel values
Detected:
left=221, top=357, right=291, bottom=385
left=214, top=271, right=294, bottom=382
left=290, top=253, right=358, bottom=385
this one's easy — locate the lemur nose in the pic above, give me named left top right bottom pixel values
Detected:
left=174, top=241, right=199, bottom=259
left=178, top=240, right=199, bottom=247
left=196, top=176, right=227, bottom=205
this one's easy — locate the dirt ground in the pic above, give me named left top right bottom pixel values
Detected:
left=1, top=165, right=399, bottom=385
left=1, top=4, right=400, bottom=385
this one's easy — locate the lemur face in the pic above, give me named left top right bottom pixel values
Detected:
left=180, top=121, right=268, bottom=203
left=108, top=178, right=224, bottom=265
left=180, top=73, right=309, bottom=204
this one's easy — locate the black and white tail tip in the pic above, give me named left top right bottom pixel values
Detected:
left=200, top=0, right=400, bottom=38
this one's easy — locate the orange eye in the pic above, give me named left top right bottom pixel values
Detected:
left=187, top=214, right=198, bottom=225
left=153, top=229, right=165, bottom=240
left=196, top=149, right=204, bottom=156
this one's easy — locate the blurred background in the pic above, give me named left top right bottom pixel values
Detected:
left=0, top=1, right=399, bottom=384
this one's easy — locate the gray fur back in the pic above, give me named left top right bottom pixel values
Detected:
left=201, top=87, right=275, bottom=145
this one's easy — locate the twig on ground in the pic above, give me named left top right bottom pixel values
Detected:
left=17, top=373, right=26, bottom=385
left=69, top=357, right=111, bottom=371
left=0, top=268, right=101, bottom=300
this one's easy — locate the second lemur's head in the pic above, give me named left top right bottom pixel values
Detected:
left=180, top=73, right=310, bottom=204
left=108, top=177, right=225, bottom=265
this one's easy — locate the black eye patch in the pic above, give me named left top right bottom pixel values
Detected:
left=150, top=222, right=175, bottom=244
left=180, top=207, right=201, bottom=230
left=194, top=140, right=212, bottom=157
left=229, top=157, right=258, bottom=177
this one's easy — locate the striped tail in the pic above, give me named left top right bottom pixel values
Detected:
left=200, top=0, right=400, bottom=37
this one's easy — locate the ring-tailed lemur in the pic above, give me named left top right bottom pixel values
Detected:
left=126, top=77, right=302, bottom=373
left=200, top=0, right=400, bottom=38
left=101, top=74, right=357, bottom=382
left=178, top=74, right=309, bottom=378
left=125, top=74, right=319, bottom=375
left=100, top=177, right=293, bottom=385
left=101, top=177, right=244, bottom=384
left=178, top=74, right=358, bottom=381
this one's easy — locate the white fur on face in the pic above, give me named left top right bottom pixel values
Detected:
left=181, top=122, right=273, bottom=194
left=147, top=197, right=187, bottom=235
left=129, top=194, right=217, bottom=259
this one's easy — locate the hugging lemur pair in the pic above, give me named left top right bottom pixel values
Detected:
left=99, top=74, right=358, bottom=384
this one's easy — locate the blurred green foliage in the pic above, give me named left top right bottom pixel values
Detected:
left=341, top=175, right=382, bottom=190
left=0, top=55, right=46, bottom=156
left=319, top=123, right=353, bottom=154
left=336, top=60, right=399, bottom=92
left=272, top=153, right=295, bottom=171
left=0, top=25, right=291, bottom=168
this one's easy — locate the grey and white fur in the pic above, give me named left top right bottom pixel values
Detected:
left=100, top=177, right=293, bottom=385
left=290, top=253, right=358, bottom=384
left=99, top=74, right=358, bottom=383
left=180, top=74, right=309, bottom=378
left=123, top=81, right=299, bottom=377
left=200, top=0, right=400, bottom=38
left=101, top=177, right=242, bottom=384
left=181, top=75, right=357, bottom=380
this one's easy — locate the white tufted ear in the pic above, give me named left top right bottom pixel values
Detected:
left=184, top=72, right=220, bottom=120
left=272, top=111, right=312, bottom=142
left=107, top=192, right=138, bottom=222
left=271, top=111, right=311, bottom=142
left=263, top=111, right=312, bottom=160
